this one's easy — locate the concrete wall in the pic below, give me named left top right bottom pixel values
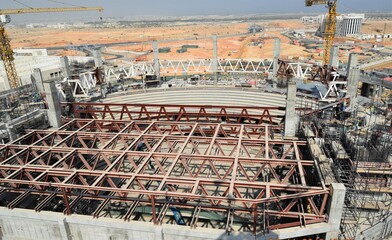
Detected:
left=0, top=208, right=247, bottom=240
left=0, top=56, right=62, bottom=91
left=0, top=208, right=337, bottom=240
left=357, top=214, right=392, bottom=240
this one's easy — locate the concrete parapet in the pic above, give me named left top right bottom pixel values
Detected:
left=0, top=207, right=340, bottom=240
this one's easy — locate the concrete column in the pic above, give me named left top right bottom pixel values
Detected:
left=152, top=41, right=161, bottom=84
left=212, top=35, right=218, bottom=85
left=5, top=123, right=17, bottom=142
left=329, top=46, right=339, bottom=68
left=284, top=81, right=297, bottom=137
left=325, top=183, right=346, bottom=240
left=273, top=38, right=281, bottom=86
left=43, top=79, right=62, bottom=129
left=346, top=53, right=360, bottom=107
left=32, top=68, right=45, bottom=94
left=92, top=49, right=103, bottom=68
left=60, top=56, right=71, bottom=78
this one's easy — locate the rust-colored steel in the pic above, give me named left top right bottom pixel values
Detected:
left=65, top=102, right=285, bottom=125
left=0, top=119, right=329, bottom=233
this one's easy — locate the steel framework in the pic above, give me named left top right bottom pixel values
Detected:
left=67, top=102, right=286, bottom=125
left=0, top=119, right=329, bottom=232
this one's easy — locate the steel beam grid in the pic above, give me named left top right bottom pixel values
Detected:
left=0, top=119, right=329, bottom=232
left=67, top=102, right=285, bottom=125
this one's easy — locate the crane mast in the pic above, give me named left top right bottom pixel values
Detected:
left=0, top=18, right=19, bottom=89
left=0, top=6, right=103, bottom=89
left=305, top=0, right=337, bottom=66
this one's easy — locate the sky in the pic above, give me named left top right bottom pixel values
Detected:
left=2, top=0, right=392, bottom=23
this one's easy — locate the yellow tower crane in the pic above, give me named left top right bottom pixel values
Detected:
left=0, top=7, right=103, bottom=89
left=305, top=0, right=338, bottom=66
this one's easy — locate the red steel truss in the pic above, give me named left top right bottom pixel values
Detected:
left=0, top=119, right=329, bottom=232
left=66, top=102, right=285, bottom=125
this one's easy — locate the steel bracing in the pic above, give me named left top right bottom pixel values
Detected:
left=0, top=118, right=329, bottom=232
left=68, top=102, right=286, bottom=125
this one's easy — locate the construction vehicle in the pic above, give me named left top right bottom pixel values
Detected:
left=306, top=0, right=338, bottom=66
left=0, top=6, right=103, bottom=89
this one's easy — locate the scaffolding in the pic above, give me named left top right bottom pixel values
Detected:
left=301, top=98, right=392, bottom=239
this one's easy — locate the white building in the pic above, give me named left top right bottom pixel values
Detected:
left=340, top=14, right=365, bottom=36
left=301, top=15, right=325, bottom=24
left=0, top=52, right=62, bottom=91
left=317, top=13, right=365, bottom=37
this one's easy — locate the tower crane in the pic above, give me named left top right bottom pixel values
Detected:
left=0, top=7, right=103, bottom=89
left=305, top=0, right=338, bottom=66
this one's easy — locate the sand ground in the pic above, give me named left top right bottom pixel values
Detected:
left=7, top=19, right=391, bottom=64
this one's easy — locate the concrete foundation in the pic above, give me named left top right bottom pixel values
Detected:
left=284, top=81, right=297, bottom=137
left=43, top=79, right=62, bottom=128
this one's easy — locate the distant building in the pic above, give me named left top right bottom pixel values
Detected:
left=301, top=15, right=324, bottom=24
left=248, top=24, right=264, bottom=33
left=317, top=13, right=365, bottom=37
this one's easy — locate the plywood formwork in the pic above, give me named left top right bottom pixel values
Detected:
left=0, top=118, right=329, bottom=233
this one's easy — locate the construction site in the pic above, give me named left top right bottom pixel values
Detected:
left=0, top=0, right=391, bottom=240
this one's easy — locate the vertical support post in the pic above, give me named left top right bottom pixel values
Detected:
left=60, top=56, right=71, bottom=78
left=61, top=187, right=71, bottom=215
left=325, top=183, right=346, bottom=240
left=92, top=49, right=103, bottom=68
left=253, top=204, right=257, bottom=235
left=272, top=38, right=280, bottom=87
left=284, top=81, right=297, bottom=137
left=43, top=79, right=62, bottom=128
left=212, top=35, right=218, bottom=85
left=329, top=46, right=339, bottom=68
left=346, top=53, right=360, bottom=107
left=151, top=195, right=157, bottom=225
left=153, top=41, right=161, bottom=85
left=32, top=68, right=45, bottom=94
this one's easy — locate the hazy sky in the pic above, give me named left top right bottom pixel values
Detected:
left=2, top=0, right=392, bottom=23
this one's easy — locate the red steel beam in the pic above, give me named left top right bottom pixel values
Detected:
left=0, top=119, right=329, bottom=232
left=65, top=103, right=286, bottom=124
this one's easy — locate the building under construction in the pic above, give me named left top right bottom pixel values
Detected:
left=0, top=4, right=391, bottom=240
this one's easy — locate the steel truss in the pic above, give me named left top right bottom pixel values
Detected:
left=100, top=59, right=313, bottom=82
left=67, top=103, right=286, bottom=125
left=0, top=119, right=329, bottom=232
